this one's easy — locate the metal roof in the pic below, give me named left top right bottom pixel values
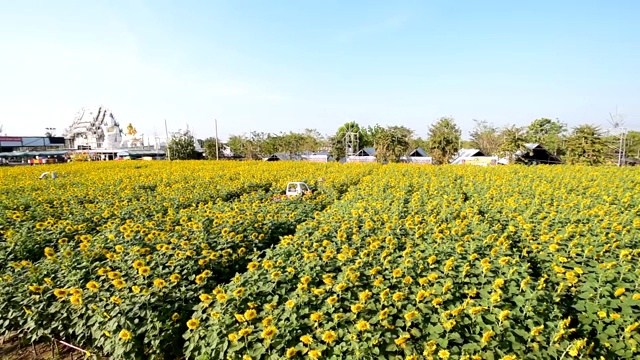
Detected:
left=0, top=151, right=26, bottom=157
left=501, top=143, right=563, bottom=164
left=117, top=150, right=166, bottom=156
left=309, top=150, right=330, bottom=156
left=515, top=143, right=542, bottom=156
left=408, top=147, right=428, bottom=157
left=354, top=147, right=376, bottom=156
left=451, top=149, right=486, bottom=164
left=263, top=153, right=303, bottom=161
left=0, top=150, right=70, bottom=157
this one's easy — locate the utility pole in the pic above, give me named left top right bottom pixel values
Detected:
left=215, top=118, right=219, bottom=160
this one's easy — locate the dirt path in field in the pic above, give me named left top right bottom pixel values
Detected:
left=0, top=336, right=85, bottom=360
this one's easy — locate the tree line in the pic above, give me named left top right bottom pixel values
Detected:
left=167, top=117, right=640, bottom=165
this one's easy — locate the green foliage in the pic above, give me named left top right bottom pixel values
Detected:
left=167, top=130, right=197, bottom=160
left=185, top=165, right=640, bottom=360
left=470, top=119, right=502, bottom=156
left=565, top=125, right=607, bottom=165
left=626, top=131, right=640, bottom=159
left=225, top=130, right=324, bottom=160
left=271, top=131, right=323, bottom=157
left=372, top=126, right=413, bottom=163
left=426, top=117, right=461, bottom=164
left=526, top=118, right=567, bottom=156
left=361, top=124, right=385, bottom=148
left=496, top=125, right=528, bottom=163
left=0, top=161, right=372, bottom=359
left=203, top=137, right=223, bottom=160
left=411, top=137, right=428, bottom=152
left=301, top=129, right=325, bottom=153
left=226, top=135, right=248, bottom=158
left=225, top=132, right=270, bottom=160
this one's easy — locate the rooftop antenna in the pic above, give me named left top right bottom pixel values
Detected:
left=607, top=106, right=627, bottom=166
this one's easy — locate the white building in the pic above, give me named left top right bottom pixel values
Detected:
left=451, top=149, right=498, bottom=166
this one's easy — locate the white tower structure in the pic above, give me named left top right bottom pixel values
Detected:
left=63, top=107, right=124, bottom=149
left=607, top=107, right=628, bottom=166
left=343, top=123, right=360, bottom=156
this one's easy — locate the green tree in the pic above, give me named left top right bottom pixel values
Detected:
left=247, top=131, right=270, bottom=159
left=301, top=129, right=324, bottom=153
left=373, top=126, right=413, bottom=163
left=362, top=124, right=385, bottom=148
left=280, top=132, right=307, bottom=157
left=460, top=140, right=475, bottom=148
left=227, top=130, right=325, bottom=159
left=225, top=133, right=265, bottom=159
left=626, top=130, right=640, bottom=158
left=496, top=125, right=528, bottom=163
left=261, top=133, right=281, bottom=157
left=203, top=137, right=223, bottom=160
left=226, top=134, right=248, bottom=158
left=167, top=130, right=197, bottom=160
left=526, top=118, right=567, bottom=156
left=469, top=119, right=502, bottom=156
left=411, top=137, right=428, bottom=151
left=426, top=117, right=461, bottom=164
left=564, top=125, right=607, bottom=165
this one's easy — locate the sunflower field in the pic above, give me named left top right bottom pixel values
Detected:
left=1, top=162, right=639, bottom=360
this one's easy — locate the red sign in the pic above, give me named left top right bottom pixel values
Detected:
left=0, top=136, right=22, bottom=142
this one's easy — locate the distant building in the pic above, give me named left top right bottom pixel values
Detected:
left=63, top=107, right=125, bottom=150
left=347, top=147, right=376, bottom=163
left=302, top=151, right=330, bottom=163
left=451, top=149, right=498, bottom=166
left=401, top=148, right=432, bottom=164
left=517, top=143, right=562, bottom=164
left=263, top=153, right=303, bottom=161
left=0, top=136, right=65, bottom=152
left=116, top=149, right=166, bottom=160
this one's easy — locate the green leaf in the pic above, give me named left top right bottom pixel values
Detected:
left=514, top=296, right=525, bottom=308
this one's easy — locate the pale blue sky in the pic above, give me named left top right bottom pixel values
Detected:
left=1, top=0, right=639, bottom=140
